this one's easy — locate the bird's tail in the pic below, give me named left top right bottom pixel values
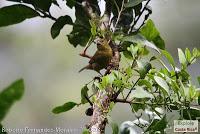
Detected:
left=78, top=64, right=92, bottom=73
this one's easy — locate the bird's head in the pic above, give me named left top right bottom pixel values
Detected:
left=96, top=38, right=111, bottom=51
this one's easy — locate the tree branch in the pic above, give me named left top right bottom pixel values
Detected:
left=85, top=1, right=121, bottom=133
left=114, top=98, right=200, bottom=108
left=86, top=87, right=112, bottom=134
left=87, top=43, right=120, bottom=133
left=87, top=13, right=120, bottom=134
left=128, top=0, right=151, bottom=33
left=113, top=0, right=125, bottom=32
left=37, top=8, right=57, bottom=21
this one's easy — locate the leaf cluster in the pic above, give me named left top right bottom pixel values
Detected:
left=52, top=19, right=200, bottom=133
left=0, top=0, right=153, bottom=47
left=0, top=79, right=24, bottom=134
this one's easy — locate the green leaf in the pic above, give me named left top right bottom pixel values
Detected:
left=138, top=79, right=152, bottom=90
left=152, top=35, right=165, bottom=50
left=124, top=0, right=144, bottom=8
left=194, top=88, right=200, bottom=98
left=188, top=86, right=198, bottom=100
left=198, top=96, right=200, bottom=105
left=11, top=0, right=33, bottom=5
left=33, top=0, right=52, bottom=11
left=182, top=107, right=200, bottom=120
left=51, top=15, right=73, bottom=39
left=137, top=60, right=152, bottom=79
left=161, top=50, right=175, bottom=68
left=192, top=48, right=199, bottom=57
left=0, top=4, right=39, bottom=27
left=127, top=44, right=139, bottom=58
left=129, top=87, right=153, bottom=99
left=154, top=76, right=169, bottom=94
left=66, top=0, right=76, bottom=8
left=82, top=128, right=90, bottom=134
left=7, top=0, right=53, bottom=11
left=178, top=48, right=187, bottom=67
left=67, top=0, right=100, bottom=47
left=100, top=74, right=115, bottom=89
left=170, top=80, right=180, bottom=94
left=122, top=34, right=161, bottom=53
left=67, top=25, right=91, bottom=47
left=179, top=69, right=190, bottom=82
left=140, top=19, right=165, bottom=49
left=198, top=76, right=200, bottom=86
left=0, top=79, right=24, bottom=121
left=93, top=81, right=103, bottom=90
left=7, top=0, right=27, bottom=4
left=101, top=76, right=109, bottom=89
left=113, top=79, right=123, bottom=88
left=140, top=19, right=158, bottom=41
left=108, top=117, right=119, bottom=134
left=111, top=122, right=119, bottom=134
left=125, top=66, right=133, bottom=78
left=89, top=20, right=97, bottom=36
left=145, top=119, right=159, bottom=132
left=185, top=48, right=191, bottom=62
left=52, top=102, right=77, bottom=114
left=81, top=85, right=89, bottom=104
left=109, top=102, right=115, bottom=113
left=67, top=2, right=91, bottom=47
left=6, top=0, right=21, bottom=2
left=145, top=115, right=167, bottom=132
left=122, top=42, right=134, bottom=59
left=131, top=103, right=145, bottom=112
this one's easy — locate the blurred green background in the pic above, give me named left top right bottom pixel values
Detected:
left=0, top=0, right=199, bottom=132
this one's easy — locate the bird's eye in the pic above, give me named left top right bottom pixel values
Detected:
left=97, top=43, right=101, bottom=46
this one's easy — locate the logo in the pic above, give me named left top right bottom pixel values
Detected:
left=174, top=120, right=198, bottom=133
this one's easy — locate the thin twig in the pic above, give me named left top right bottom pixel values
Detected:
left=114, top=99, right=200, bottom=107
left=128, top=0, right=151, bottom=34
left=37, top=8, right=57, bottom=21
left=125, top=78, right=140, bottom=100
left=84, top=94, right=93, bottom=106
left=79, top=36, right=93, bottom=58
left=113, top=0, right=125, bottom=33
left=113, top=0, right=120, bottom=13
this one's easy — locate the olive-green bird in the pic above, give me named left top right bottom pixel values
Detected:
left=79, top=39, right=113, bottom=73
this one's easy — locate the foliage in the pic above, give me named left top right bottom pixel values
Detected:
left=52, top=102, right=77, bottom=114
left=0, top=79, right=25, bottom=134
left=0, top=4, right=39, bottom=27
left=0, top=0, right=199, bottom=134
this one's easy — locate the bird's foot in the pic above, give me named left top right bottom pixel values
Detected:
left=79, top=51, right=92, bottom=59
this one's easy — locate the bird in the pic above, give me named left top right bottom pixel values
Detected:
left=79, top=38, right=113, bottom=74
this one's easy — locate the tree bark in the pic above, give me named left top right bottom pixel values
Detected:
left=87, top=44, right=120, bottom=134
left=87, top=89, right=111, bottom=134
left=82, top=1, right=120, bottom=133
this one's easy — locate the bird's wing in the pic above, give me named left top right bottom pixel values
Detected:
left=89, top=51, right=104, bottom=64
